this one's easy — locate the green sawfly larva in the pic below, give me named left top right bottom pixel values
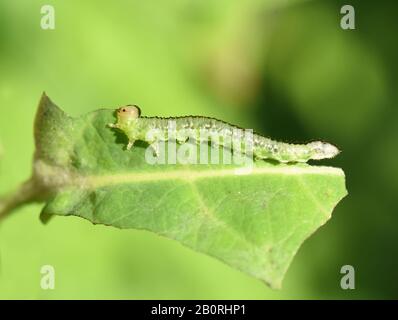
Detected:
left=108, top=105, right=340, bottom=163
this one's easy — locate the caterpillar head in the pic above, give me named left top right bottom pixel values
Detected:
left=117, top=105, right=141, bottom=122
left=308, top=141, right=340, bottom=160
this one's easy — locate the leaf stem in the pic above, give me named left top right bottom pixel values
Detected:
left=0, top=178, right=47, bottom=221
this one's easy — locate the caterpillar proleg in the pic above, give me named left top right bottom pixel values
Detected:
left=108, top=105, right=340, bottom=163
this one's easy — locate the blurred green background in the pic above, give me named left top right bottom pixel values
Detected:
left=0, top=0, right=397, bottom=299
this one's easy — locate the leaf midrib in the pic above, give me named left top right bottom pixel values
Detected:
left=83, top=165, right=344, bottom=188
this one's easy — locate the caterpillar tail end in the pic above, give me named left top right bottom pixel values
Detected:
left=308, top=141, right=340, bottom=160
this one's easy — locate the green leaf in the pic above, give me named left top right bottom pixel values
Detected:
left=17, top=94, right=349, bottom=288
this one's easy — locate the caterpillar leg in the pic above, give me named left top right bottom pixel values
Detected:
left=149, top=142, right=160, bottom=157
left=107, top=123, right=119, bottom=129
left=127, top=140, right=135, bottom=150
left=177, top=137, right=188, bottom=144
left=176, top=132, right=188, bottom=144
